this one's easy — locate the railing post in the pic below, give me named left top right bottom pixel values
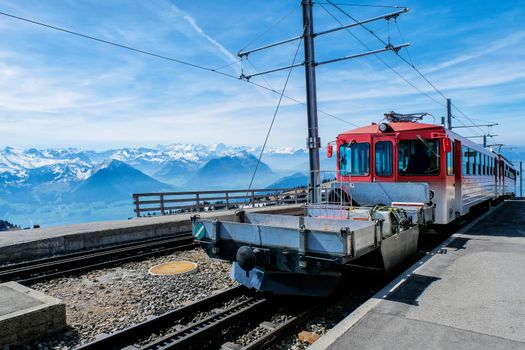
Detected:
left=295, top=189, right=299, bottom=204
left=251, top=190, right=255, bottom=208
left=160, top=194, right=165, bottom=215
left=196, top=193, right=200, bottom=212
left=133, top=194, right=141, bottom=217
left=225, top=191, right=230, bottom=210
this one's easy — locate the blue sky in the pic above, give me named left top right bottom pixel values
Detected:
left=0, top=0, right=524, bottom=160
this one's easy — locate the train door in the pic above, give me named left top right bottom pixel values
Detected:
left=454, top=140, right=462, bottom=217
left=372, top=136, right=395, bottom=182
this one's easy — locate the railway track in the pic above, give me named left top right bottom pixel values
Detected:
left=0, top=233, right=196, bottom=284
left=76, top=282, right=319, bottom=350
left=76, top=285, right=252, bottom=350
left=238, top=302, right=324, bottom=350
left=141, top=295, right=269, bottom=350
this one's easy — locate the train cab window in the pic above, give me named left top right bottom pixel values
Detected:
left=375, top=141, right=393, bottom=176
left=446, top=140, right=454, bottom=175
left=398, top=138, right=440, bottom=176
left=339, top=142, right=370, bottom=176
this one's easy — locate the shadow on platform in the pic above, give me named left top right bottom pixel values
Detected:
left=385, top=274, right=440, bottom=306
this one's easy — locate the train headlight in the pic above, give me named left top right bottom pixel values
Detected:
left=429, top=190, right=435, bottom=200
left=379, top=123, right=389, bottom=132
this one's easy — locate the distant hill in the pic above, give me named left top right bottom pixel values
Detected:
left=0, top=219, right=19, bottom=231
left=267, top=172, right=308, bottom=189
left=186, top=152, right=278, bottom=189
left=70, top=159, right=172, bottom=203
left=154, top=159, right=199, bottom=185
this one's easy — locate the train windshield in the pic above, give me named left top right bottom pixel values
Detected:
left=398, top=138, right=440, bottom=176
left=339, top=142, right=370, bottom=176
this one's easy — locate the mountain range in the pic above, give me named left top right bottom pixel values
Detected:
left=0, top=144, right=332, bottom=227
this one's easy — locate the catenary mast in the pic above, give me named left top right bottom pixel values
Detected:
left=302, top=0, right=321, bottom=203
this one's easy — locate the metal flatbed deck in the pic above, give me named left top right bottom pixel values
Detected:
left=310, top=199, right=525, bottom=350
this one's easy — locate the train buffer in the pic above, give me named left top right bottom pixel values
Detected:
left=310, top=198, right=525, bottom=350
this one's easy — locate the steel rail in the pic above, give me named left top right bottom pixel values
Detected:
left=75, top=285, right=249, bottom=350
left=0, top=233, right=195, bottom=284
left=141, top=296, right=270, bottom=350
left=240, top=301, right=326, bottom=350
left=0, top=234, right=186, bottom=272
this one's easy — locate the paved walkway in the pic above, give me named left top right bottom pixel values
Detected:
left=311, top=199, right=525, bottom=350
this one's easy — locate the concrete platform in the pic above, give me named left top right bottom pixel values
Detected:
left=0, top=205, right=303, bottom=264
left=0, top=281, right=66, bottom=346
left=311, top=199, right=525, bottom=350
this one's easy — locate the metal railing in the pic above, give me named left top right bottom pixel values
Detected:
left=132, top=188, right=307, bottom=217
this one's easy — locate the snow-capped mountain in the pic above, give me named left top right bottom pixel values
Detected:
left=0, top=143, right=323, bottom=227
left=0, top=144, right=308, bottom=185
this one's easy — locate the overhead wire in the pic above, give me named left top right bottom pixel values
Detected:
left=313, top=2, right=404, bottom=9
left=241, top=27, right=304, bottom=210
left=0, top=9, right=357, bottom=127
left=317, top=2, right=446, bottom=108
left=324, top=1, right=496, bottom=140
left=326, top=0, right=448, bottom=101
left=393, top=17, right=413, bottom=65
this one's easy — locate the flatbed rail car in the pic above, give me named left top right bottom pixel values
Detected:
left=192, top=115, right=517, bottom=296
left=192, top=202, right=424, bottom=296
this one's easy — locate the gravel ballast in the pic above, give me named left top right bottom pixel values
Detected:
left=29, top=247, right=236, bottom=349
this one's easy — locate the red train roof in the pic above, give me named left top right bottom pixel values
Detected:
left=339, top=122, right=442, bottom=135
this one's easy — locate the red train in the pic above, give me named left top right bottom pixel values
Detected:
left=329, top=113, right=517, bottom=224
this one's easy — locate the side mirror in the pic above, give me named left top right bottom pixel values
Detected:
left=327, top=144, right=333, bottom=158
left=444, top=138, right=452, bottom=153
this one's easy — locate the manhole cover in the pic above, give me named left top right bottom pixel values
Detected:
left=148, top=261, right=198, bottom=276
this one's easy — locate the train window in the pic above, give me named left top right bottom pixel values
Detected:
left=470, top=150, right=477, bottom=175
left=398, top=139, right=440, bottom=176
left=375, top=141, right=393, bottom=176
left=339, top=142, right=370, bottom=176
left=477, top=153, right=481, bottom=175
left=446, top=140, right=454, bottom=175
left=462, top=146, right=469, bottom=175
